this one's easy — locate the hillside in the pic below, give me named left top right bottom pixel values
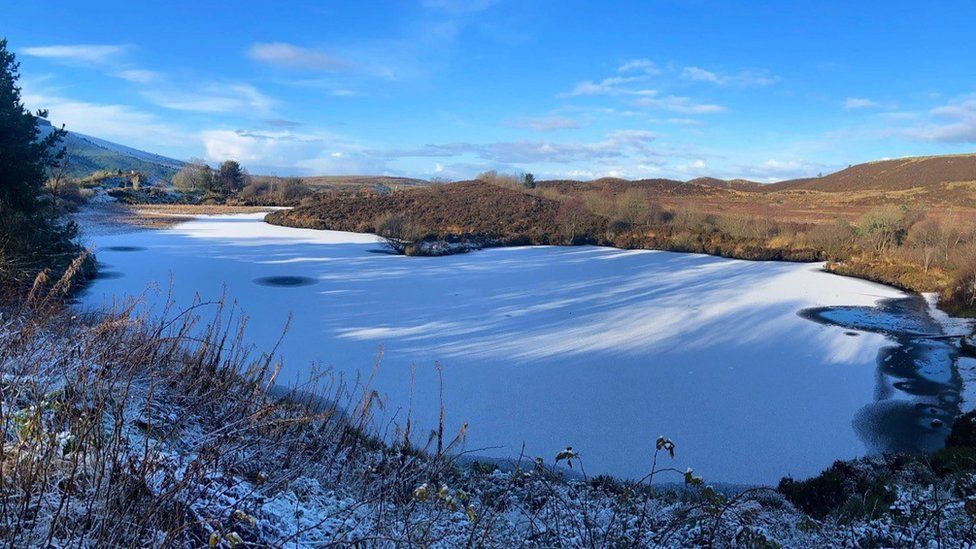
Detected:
left=38, top=119, right=184, bottom=181
left=767, top=154, right=976, bottom=192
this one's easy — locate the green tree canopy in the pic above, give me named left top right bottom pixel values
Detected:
left=217, top=160, right=247, bottom=192
left=0, top=38, right=64, bottom=213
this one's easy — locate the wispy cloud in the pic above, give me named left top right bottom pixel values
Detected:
left=504, top=115, right=580, bottom=131
left=21, top=44, right=128, bottom=64
left=843, top=97, right=881, bottom=110
left=248, top=42, right=349, bottom=72
left=144, top=83, right=275, bottom=114
left=635, top=92, right=725, bottom=114
left=667, top=117, right=705, bottom=126
left=21, top=90, right=185, bottom=150
left=618, top=59, right=660, bottom=75
left=372, top=130, right=657, bottom=164
left=736, top=159, right=828, bottom=182
left=115, top=69, right=159, bottom=83
left=682, top=66, right=778, bottom=87
left=561, top=76, right=650, bottom=97
left=562, top=65, right=729, bottom=114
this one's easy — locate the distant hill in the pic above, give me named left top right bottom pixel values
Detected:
left=540, top=177, right=729, bottom=196
left=37, top=119, right=184, bottom=182
left=766, top=154, right=976, bottom=192
left=298, top=175, right=428, bottom=187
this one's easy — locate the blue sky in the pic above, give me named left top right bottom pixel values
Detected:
left=4, top=0, right=976, bottom=181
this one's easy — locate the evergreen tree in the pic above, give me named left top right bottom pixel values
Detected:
left=217, top=160, right=246, bottom=192
left=0, top=38, right=85, bottom=291
left=0, top=38, right=65, bottom=213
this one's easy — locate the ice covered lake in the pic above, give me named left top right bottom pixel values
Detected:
left=77, top=212, right=962, bottom=485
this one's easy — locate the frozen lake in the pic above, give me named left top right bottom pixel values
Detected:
left=77, top=213, right=957, bottom=484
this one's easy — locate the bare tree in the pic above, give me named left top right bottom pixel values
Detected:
left=172, top=159, right=214, bottom=192
left=374, top=212, right=413, bottom=254
left=44, top=148, right=79, bottom=217
left=908, top=217, right=942, bottom=272
left=557, top=197, right=587, bottom=244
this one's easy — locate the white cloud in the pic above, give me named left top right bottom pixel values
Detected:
left=635, top=93, right=725, bottom=114
left=605, top=129, right=658, bottom=149
left=374, top=130, right=658, bottom=164
left=199, top=128, right=386, bottom=174
left=682, top=67, right=721, bottom=83
left=906, top=93, right=976, bottom=143
left=843, top=97, right=881, bottom=110
left=504, top=115, right=580, bottom=131
left=21, top=44, right=127, bottom=64
left=563, top=76, right=650, bottom=97
left=618, top=59, right=660, bottom=75
left=674, top=159, right=708, bottom=175
left=21, top=90, right=185, bottom=150
left=201, top=129, right=302, bottom=164
left=145, top=83, right=274, bottom=114
left=682, top=66, right=778, bottom=87
left=248, top=42, right=348, bottom=71
left=736, top=159, right=827, bottom=182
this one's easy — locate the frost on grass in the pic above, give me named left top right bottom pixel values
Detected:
left=4, top=294, right=976, bottom=547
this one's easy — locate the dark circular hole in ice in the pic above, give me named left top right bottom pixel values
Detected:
left=103, top=246, right=146, bottom=252
left=94, top=271, right=125, bottom=280
left=254, top=276, right=318, bottom=288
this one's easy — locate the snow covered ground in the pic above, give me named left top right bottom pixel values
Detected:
left=77, top=213, right=920, bottom=485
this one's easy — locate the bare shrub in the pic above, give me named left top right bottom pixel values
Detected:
left=945, top=253, right=976, bottom=312
left=856, top=204, right=919, bottom=255
left=556, top=197, right=587, bottom=244
left=374, top=212, right=415, bottom=254
left=476, top=170, right=522, bottom=189
left=908, top=217, right=943, bottom=272
left=804, top=219, right=854, bottom=260
left=670, top=207, right=712, bottom=233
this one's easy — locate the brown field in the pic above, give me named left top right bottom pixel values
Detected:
left=537, top=177, right=976, bottom=229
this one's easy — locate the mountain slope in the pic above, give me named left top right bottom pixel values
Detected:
left=38, top=120, right=184, bottom=181
left=767, top=154, right=976, bottom=192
